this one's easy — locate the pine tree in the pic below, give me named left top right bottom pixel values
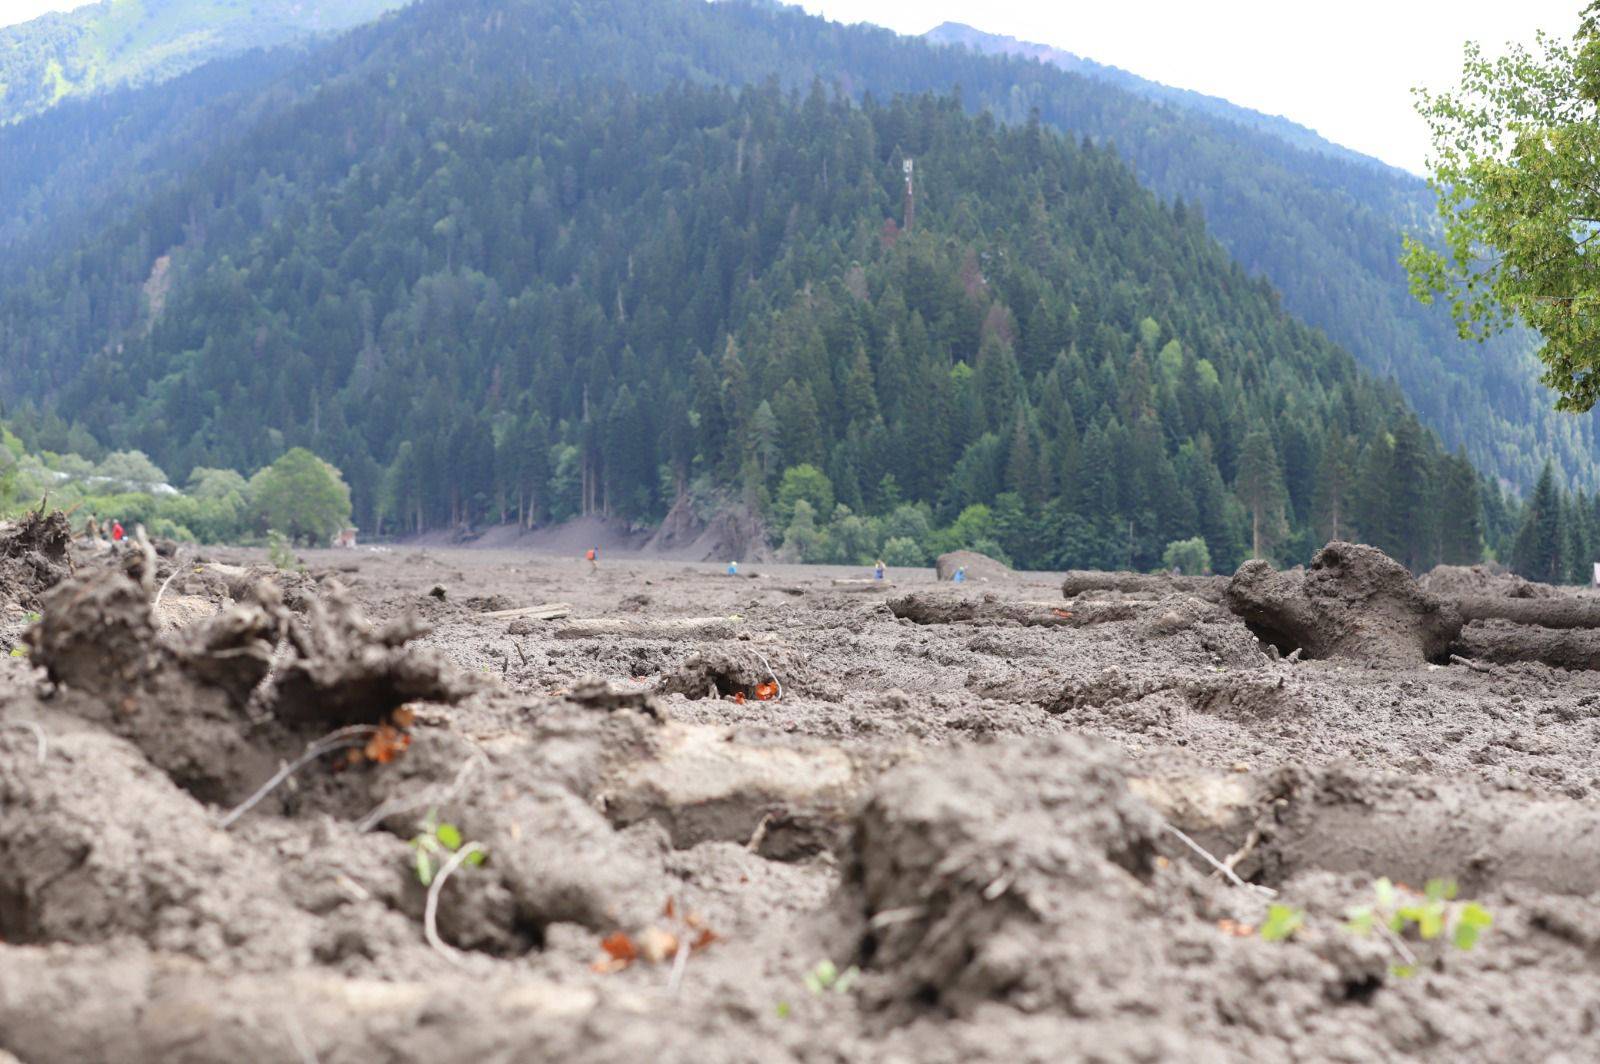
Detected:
left=1234, top=430, right=1287, bottom=560
left=1510, top=462, right=1565, bottom=583
left=1312, top=432, right=1356, bottom=543
left=1435, top=448, right=1483, bottom=565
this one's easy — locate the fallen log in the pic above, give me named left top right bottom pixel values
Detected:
left=831, top=578, right=892, bottom=591
left=1453, top=619, right=1600, bottom=670
left=887, top=592, right=1139, bottom=627
left=554, top=616, right=738, bottom=641
left=1450, top=595, right=1600, bottom=631
left=1061, top=570, right=1226, bottom=601
left=480, top=602, right=571, bottom=621
left=1130, top=760, right=1600, bottom=897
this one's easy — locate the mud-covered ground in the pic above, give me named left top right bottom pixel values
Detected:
left=5, top=533, right=1600, bottom=1062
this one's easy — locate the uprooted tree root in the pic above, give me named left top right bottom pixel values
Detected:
left=0, top=506, right=73, bottom=611
left=24, top=561, right=474, bottom=810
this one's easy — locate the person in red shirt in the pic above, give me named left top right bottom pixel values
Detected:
left=111, top=520, right=125, bottom=544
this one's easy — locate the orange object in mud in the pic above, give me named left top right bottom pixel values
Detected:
left=754, top=681, right=778, bottom=701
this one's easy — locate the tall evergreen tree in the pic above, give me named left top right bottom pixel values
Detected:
left=1510, top=462, right=1566, bottom=583
left=1234, top=430, right=1287, bottom=561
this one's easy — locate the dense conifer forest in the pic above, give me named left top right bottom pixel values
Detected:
left=3, top=0, right=1593, bottom=497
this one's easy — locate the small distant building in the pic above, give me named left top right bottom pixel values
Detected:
left=333, top=527, right=359, bottom=549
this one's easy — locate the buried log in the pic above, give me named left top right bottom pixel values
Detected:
left=554, top=616, right=738, bottom=641
left=1453, top=619, right=1600, bottom=670
left=1132, top=761, right=1600, bottom=898
left=480, top=602, right=571, bottom=621
left=1449, top=595, right=1600, bottom=631
left=887, top=592, right=1140, bottom=627
left=1061, top=570, right=1226, bottom=601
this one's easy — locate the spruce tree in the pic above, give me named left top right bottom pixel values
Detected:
left=1234, top=430, right=1287, bottom=560
left=1510, top=462, right=1565, bottom=583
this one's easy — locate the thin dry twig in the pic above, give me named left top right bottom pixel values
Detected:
left=1163, top=822, right=1277, bottom=898
left=283, top=1012, right=320, bottom=1064
left=5, top=720, right=48, bottom=764
left=425, top=841, right=488, bottom=965
left=355, top=748, right=487, bottom=833
left=666, top=934, right=692, bottom=996
left=1216, top=824, right=1263, bottom=879
left=751, top=649, right=782, bottom=702
left=217, top=725, right=379, bottom=829
left=1373, top=916, right=1419, bottom=968
left=152, top=550, right=186, bottom=613
left=1450, top=653, right=1495, bottom=674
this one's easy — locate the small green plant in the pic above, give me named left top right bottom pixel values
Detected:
left=266, top=529, right=302, bottom=572
left=1259, top=904, right=1305, bottom=942
left=1345, top=877, right=1493, bottom=977
left=775, top=1001, right=791, bottom=1020
left=410, top=812, right=487, bottom=886
left=8, top=646, right=27, bottom=658
left=24, top=612, right=40, bottom=624
left=803, top=959, right=860, bottom=995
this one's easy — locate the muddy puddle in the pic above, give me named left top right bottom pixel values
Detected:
left=3, top=531, right=1600, bottom=1061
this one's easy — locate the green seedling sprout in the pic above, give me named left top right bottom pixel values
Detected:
left=1344, top=877, right=1493, bottom=977
left=1259, top=904, right=1305, bottom=942
left=804, top=959, right=860, bottom=995
left=411, top=810, right=487, bottom=886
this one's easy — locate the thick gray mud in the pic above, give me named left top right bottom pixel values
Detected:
left=5, top=538, right=1600, bottom=1061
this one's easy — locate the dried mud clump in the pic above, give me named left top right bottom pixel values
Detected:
left=1419, top=563, right=1559, bottom=600
left=25, top=565, right=472, bottom=805
left=935, top=549, right=1011, bottom=582
left=1225, top=541, right=1461, bottom=663
left=844, top=736, right=1165, bottom=1022
left=271, top=584, right=476, bottom=728
left=655, top=647, right=790, bottom=701
left=0, top=508, right=73, bottom=610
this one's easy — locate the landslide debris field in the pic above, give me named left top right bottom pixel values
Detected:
left=7, top=522, right=1600, bottom=1062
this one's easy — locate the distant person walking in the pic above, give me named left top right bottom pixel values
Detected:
left=874, top=558, right=886, bottom=581
left=111, top=519, right=125, bottom=545
left=727, top=560, right=739, bottom=576
left=586, top=546, right=599, bottom=572
left=953, top=565, right=966, bottom=583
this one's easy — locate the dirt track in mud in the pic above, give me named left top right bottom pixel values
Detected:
left=5, top=534, right=1600, bottom=1062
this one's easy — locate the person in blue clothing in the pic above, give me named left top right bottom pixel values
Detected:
left=953, top=566, right=967, bottom=583
left=874, top=558, right=885, bottom=581
left=727, top=560, right=739, bottom=576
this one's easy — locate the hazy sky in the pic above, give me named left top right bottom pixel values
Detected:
left=791, top=0, right=1580, bottom=173
left=0, top=0, right=1581, bottom=172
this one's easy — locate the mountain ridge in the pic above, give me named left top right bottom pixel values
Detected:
left=924, top=20, right=1398, bottom=174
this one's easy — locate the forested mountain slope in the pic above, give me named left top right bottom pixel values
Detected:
left=0, top=0, right=405, bottom=124
left=0, top=0, right=1588, bottom=496
left=0, top=0, right=1483, bottom=572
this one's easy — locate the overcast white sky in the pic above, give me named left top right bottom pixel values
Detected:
left=0, top=0, right=1581, bottom=172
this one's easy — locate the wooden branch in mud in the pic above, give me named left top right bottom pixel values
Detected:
left=554, top=616, right=738, bottom=640
left=1453, top=620, right=1600, bottom=670
left=480, top=602, right=571, bottom=621
left=1061, top=571, right=1226, bottom=601
left=830, top=578, right=892, bottom=592
left=1449, top=595, right=1600, bottom=631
